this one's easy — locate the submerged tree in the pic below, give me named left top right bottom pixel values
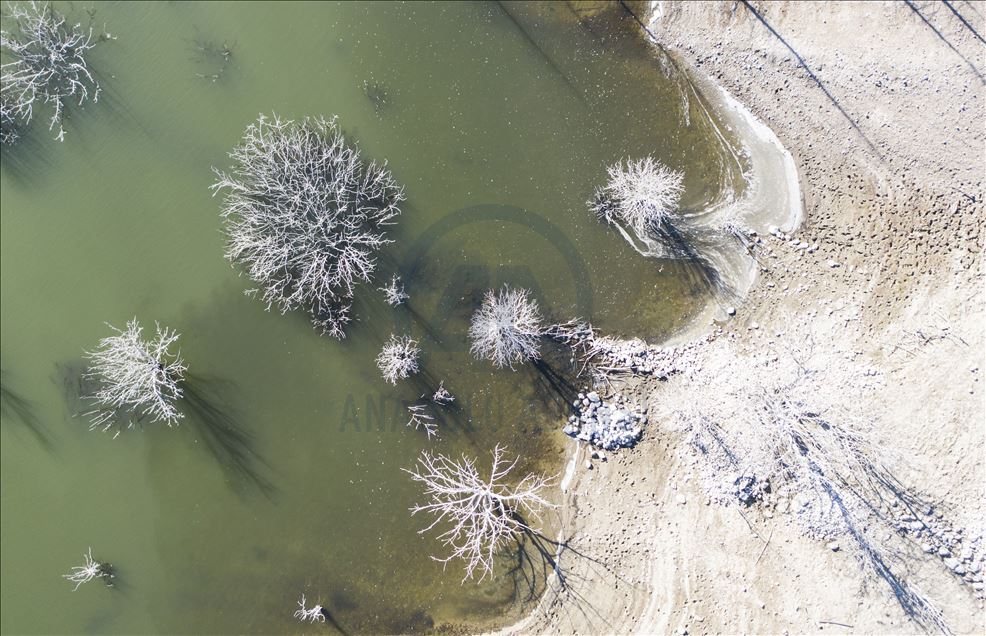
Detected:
left=62, top=547, right=114, bottom=590
left=293, top=594, right=325, bottom=623
left=590, top=156, right=738, bottom=300
left=431, top=380, right=454, bottom=405
left=590, top=156, right=684, bottom=253
left=212, top=114, right=404, bottom=338
left=378, top=273, right=408, bottom=306
left=406, top=402, right=437, bottom=439
left=468, top=286, right=543, bottom=370
left=404, top=445, right=554, bottom=581
left=84, top=319, right=186, bottom=433
left=0, top=87, right=24, bottom=144
left=376, top=334, right=420, bottom=385
left=0, top=0, right=100, bottom=142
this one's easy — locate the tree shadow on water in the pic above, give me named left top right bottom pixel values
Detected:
left=0, top=125, right=55, bottom=187
left=528, top=350, right=580, bottom=418
left=181, top=374, right=276, bottom=500
left=0, top=368, right=53, bottom=450
left=318, top=605, right=349, bottom=636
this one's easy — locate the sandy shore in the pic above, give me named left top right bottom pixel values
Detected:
left=498, top=1, right=984, bottom=634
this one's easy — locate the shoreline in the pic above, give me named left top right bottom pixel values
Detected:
left=495, top=1, right=984, bottom=634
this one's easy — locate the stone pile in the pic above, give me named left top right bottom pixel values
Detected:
left=563, top=390, right=646, bottom=450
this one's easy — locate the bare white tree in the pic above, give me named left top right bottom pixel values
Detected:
left=0, top=1, right=100, bottom=142
left=406, top=403, right=437, bottom=439
left=376, top=334, right=420, bottom=385
left=212, top=114, right=404, bottom=338
left=404, top=445, right=555, bottom=581
left=84, top=318, right=186, bottom=433
left=1, top=79, right=26, bottom=144
left=63, top=547, right=112, bottom=591
left=468, top=286, right=543, bottom=370
left=590, top=156, right=685, bottom=256
left=431, top=380, right=454, bottom=405
left=378, top=273, right=408, bottom=306
left=293, top=594, right=325, bottom=623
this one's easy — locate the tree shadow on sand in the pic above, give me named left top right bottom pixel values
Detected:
left=503, top=515, right=633, bottom=633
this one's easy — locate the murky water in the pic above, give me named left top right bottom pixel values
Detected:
left=1, top=2, right=744, bottom=633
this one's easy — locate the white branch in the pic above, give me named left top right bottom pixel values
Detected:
left=0, top=1, right=100, bottom=142
left=404, top=445, right=555, bottom=581
left=376, top=334, right=420, bottom=384
left=468, top=286, right=543, bottom=370
left=62, top=547, right=111, bottom=590
left=212, top=114, right=405, bottom=338
left=378, top=274, right=408, bottom=306
left=293, top=594, right=325, bottom=623
left=84, top=318, right=186, bottom=433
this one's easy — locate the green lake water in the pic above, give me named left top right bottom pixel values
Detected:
left=0, top=2, right=744, bottom=633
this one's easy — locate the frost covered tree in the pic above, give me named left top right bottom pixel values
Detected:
left=406, top=403, right=437, bottom=439
left=211, top=114, right=404, bottom=339
left=404, top=445, right=554, bottom=581
left=378, top=273, right=408, bottom=306
left=469, top=286, right=543, bottom=370
left=1, top=87, right=24, bottom=144
left=590, top=156, right=684, bottom=254
left=63, top=547, right=113, bottom=590
left=376, top=334, right=420, bottom=385
left=84, top=319, right=186, bottom=433
left=293, top=594, right=325, bottom=623
left=431, top=380, right=454, bottom=405
left=0, top=1, right=100, bottom=142
left=590, top=156, right=736, bottom=299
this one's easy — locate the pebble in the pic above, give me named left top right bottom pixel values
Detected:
left=827, top=259, right=840, bottom=268
left=827, top=541, right=840, bottom=552
left=676, top=494, right=687, bottom=505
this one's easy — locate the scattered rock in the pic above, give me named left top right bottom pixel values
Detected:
left=827, top=541, right=840, bottom=552
left=564, top=387, right=645, bottom=450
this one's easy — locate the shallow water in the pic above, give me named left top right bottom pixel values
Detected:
left=0, top=2, right=744, bottom=633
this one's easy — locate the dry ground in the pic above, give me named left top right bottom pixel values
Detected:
left=499, top=1, right=985, bottom=634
